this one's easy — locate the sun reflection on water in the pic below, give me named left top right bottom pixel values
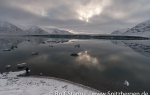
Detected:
left=77, top=51, right=98, bottom=65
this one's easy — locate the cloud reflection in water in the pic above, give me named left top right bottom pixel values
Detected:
left=76, top=51, right=98, bottom=66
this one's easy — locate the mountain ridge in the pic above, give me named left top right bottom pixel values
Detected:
left=25, top=26, right=49, bottom=35
left=0, top=21, right=72, bottom=35
left=111, top=19, right=150, bottom=37
left=0, top=21, right=25, bottom=35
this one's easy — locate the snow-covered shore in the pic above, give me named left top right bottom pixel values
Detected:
left=0, top=70, right=99, bottom=95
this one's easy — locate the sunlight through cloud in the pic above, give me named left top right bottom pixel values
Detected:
left=77, top=0, right=111, bottom=22
left=77, top=6, right=102, bottom=22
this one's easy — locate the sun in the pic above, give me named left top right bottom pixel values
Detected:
left=77, top=2, right=103, bottom=22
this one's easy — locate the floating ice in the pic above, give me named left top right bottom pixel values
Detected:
left=31, top=52, right=38, bottom=55
left=49, top=44, right=53, bottom=47
left=3, top=49, right=11, bottom=51
left=124, top=80, right=129, bottom=86
left=5, top=65, right=11, bottom=69
left=17, top=63, right=26, bottom=68
left=75, top=44, right=80, bottom=48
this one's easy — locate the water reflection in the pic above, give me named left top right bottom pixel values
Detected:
left=70, top=53, right=79, bottom=56
left=76, top=51, right=98, bottom=66
left=0, top=37, right=45, bottom=51
left=0, top=37, right=150, bottom=93
left=111, top=40, right=150, bottom=57
left=0, top=37, right=70, bottom=51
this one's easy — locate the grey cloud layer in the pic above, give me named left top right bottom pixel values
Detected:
left=0, top=0, right=150, bottom=33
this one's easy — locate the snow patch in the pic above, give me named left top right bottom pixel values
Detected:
left=0, top=71, right=99, bottom=95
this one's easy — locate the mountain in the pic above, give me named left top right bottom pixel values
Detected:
left=25, top=27, right=72, bottom=35
left=111, top=28, right=129, bottom=34
left=111, top=20, right=150, bottom=37
left=52, top=29, right=72, bottom=34
left=123, top=20, right=150, bottom=37
left=0, top=21, right=73, bottom=35
left=25, top=26, right=49, bottom=35
left=0, top=21, right=25, bottom=35
left=45, top=28, right=72, bottom=34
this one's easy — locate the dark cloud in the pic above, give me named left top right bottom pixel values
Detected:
left=0, top=0, right=150, bottom=34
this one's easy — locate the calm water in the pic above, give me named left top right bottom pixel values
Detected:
left=0, top=37, right=150, bottom=93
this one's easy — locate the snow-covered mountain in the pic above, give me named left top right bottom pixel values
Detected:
left=0, top=21, right=25, bottom=35
left=52, top=29, right=72, bottom=34
left=25, top=26, right=49, bottom=35
left=0, top=21, right=73, bottom=35
left=111, top=20, right=150, bottom=37
left=111, top=28, right=129, bottom=34
left=123, top=20, right=150, bottom=37
left=124, top=20, right=150, bottom=34
left=45, top=28, right=72, bottom=34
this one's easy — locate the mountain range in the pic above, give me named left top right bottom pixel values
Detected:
left=111, top=19, right=150, bottom=37
left=1, top=19, right=150, bottom=36
left=0, top=21, right=72, bottom=35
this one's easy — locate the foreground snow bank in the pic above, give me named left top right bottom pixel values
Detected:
left=0, top=71, right=99, bottom=95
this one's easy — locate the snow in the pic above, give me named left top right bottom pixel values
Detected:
left=45, top=28, right=72, bottom=34
left=0, top=71, right=99, bottom=95
left=52, top=29, right=72, bottom=34
left=111, top=19, right=150, bottom=37
left=5, top=65, right=11, bottom=69
left=0, top=79, right=7, bottom=86
left=0, top=21, right=72, bottom=35
left=0, top=21, right=13, bottom=28
left=124, top=20, right=150, bottom=34
left=111, top=28, right=129, bottom=34
left=25, top=26, right=49, bottom=35
left=0, top=21, right=25, bottom=35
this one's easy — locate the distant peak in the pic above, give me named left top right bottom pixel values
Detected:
left=28, top=26, right=42, bottom=31
left=136, top=19, right=150, bottom=26
left=0, top=21, right=13, bottom=25
left=0, top=21, right=16, bottom=28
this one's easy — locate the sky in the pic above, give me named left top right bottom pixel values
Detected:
left=0, top=0, right=150, bottom=34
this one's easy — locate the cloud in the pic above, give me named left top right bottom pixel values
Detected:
left=0, top=0, right=150, bottom=33
left=77, top=0, right=111, bottom=22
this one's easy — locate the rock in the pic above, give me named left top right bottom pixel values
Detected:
left=5, top=65, right=11, bottom=69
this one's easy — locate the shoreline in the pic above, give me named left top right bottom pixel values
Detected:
left=0, top=70, right=100, bottom=95
left=28, top=75, right=100, bottom=93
